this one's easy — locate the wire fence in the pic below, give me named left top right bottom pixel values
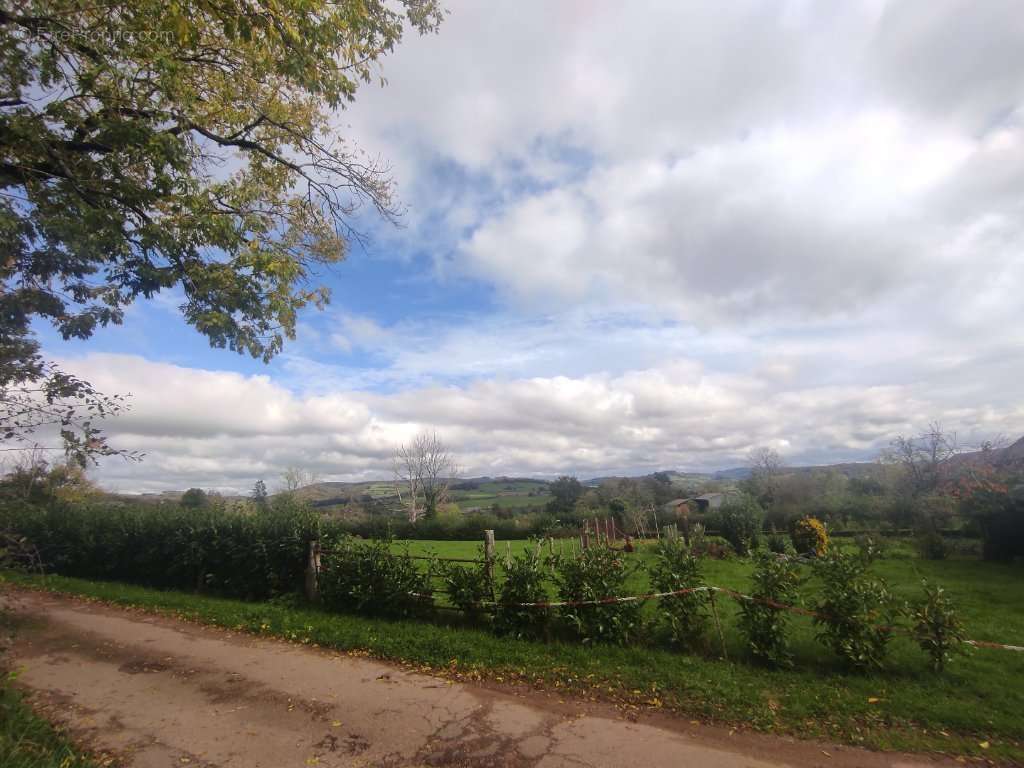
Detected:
left=311, top=536, right=1022, bottom=653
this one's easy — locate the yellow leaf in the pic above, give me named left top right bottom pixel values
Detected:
left=867, top=697, right=880, bottom=704
left=979, top=741, right=990, bottom=750
left=331, top=721, right=342, bottom=728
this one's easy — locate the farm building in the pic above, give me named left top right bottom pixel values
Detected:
left=664, top=492, right=729, bottom=517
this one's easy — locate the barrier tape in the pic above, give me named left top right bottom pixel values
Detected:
left=966, top=639, right=1024, bottom=652
left=403, top=585, right=1021, bottom=652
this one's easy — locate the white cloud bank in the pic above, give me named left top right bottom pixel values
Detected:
left=67, top=353, right=1023, bottom=493
left=34, top=1, right=1024, bottom=491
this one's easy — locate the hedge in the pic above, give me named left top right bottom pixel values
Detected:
left=0, top=499, right=327, bottom=600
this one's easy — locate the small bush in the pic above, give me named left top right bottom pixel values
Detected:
left=915, top=529, right=952, bottom=561
left=710, top=494, right=764, bottom=556
left=687, top=522, right=707, bottom=550
left=318, top=537, right=433, bottom=619
left=650, top=537, right=707, bottom=648
left=493, top=548, right=550, bottom=640
left=766, top=530, right=793, bottom=555
left=790, top=516, right=829, bottom=557
left=688, top=524, right=733, bottom=558
left=441, top=557, right=493, bottom=621
left=554, top=545, right=642, bottom=645
left=813, top=548, right=896, bottom=671
left=737, top=552, right=802, bottom=666
left=910, top=579, right=968, bottom=672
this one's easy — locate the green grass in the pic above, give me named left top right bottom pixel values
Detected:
left=0, top=681, right=106, bottom=768
left=4, top=552, right=1023, bottom=763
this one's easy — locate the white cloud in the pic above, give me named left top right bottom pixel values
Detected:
left=64, top=353, right=1024, bottom=494
left=29, top=2, right=1024, bottom=492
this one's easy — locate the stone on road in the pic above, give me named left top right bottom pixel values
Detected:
left=3, top=591, right=947, bottom=768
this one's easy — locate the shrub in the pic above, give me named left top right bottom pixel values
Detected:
left=493, top=548, right=550, bottom=640
left=910, top=579, right=968, bottom=672
left=687, top=522, right=707, bottom=550
left=650, top=537, right=707, bottom=648
left=737, top=552, right=802, bottom=666
left=962, top=488, right=1024, bottom=562
left=790, top=516, right=828, bottom=557
left=441, top=557, right=493, bottom=621
left=710, top=494, right=764, bottom=555
left=554, top=545, right=642, bottom=645
left=0, top=498, right=323, bottom=600
left=812, top=547, right=896, bottom=671
left=766, top=530, right=793, bottom=555
left=915, top=529, right=952, bottom=561
left=318, top=537, right=432, bottom=619
left=180, top=488, right=209, bottom=508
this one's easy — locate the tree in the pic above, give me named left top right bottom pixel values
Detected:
left=279, top=466, right=319, bottom=494
left=0, top=0, right=444, bottom=462
left=884, top=423, right=960, bottom=498
left=0, top=447, right=98, bottom=503
left=180, top=487, right=209, bottom=509
left=393, top=432, right=458, bottom=522
left=250, top=479, right=268, bottom=507
left=546, top=475, right=584, bottom=516
left=747, top=447, right=784, bottom=508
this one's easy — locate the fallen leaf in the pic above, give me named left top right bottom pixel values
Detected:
left=331, top=721, right=342, bottom=728
left=867, top=697, right=880, bottom=704
left=979, top=741, right=990, bottom=750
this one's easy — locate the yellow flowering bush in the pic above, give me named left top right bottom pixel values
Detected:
left=791, top=516, right=829, bottom=556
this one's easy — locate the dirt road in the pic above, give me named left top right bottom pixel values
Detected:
left=2, top=590, right=950, bottom=768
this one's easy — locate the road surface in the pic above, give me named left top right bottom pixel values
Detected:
left=2, top=589, right=950, bottom=768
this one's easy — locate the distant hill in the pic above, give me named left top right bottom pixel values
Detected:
left=108, top=436, right=1024, bottom=508
left=947, top=435, right=1024, bottom=471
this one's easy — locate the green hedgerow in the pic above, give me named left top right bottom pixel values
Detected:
left=650, top=537, right=707, bottom=649
left=554, top=545, right=642, bottom=645
left=737, top=551, right=802, bottom=667
left=812, top=547, right=897, bottom=671
left=493, top=547, right=550, bottom=640
left=910, top=579, right=968, bottom=672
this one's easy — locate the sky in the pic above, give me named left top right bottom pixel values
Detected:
left=39, top=0, right=1024, bottom=493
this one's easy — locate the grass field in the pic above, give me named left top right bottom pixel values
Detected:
left=448, top=479, right=551, bottom=511
left=4, top=537, right=1023, bottom=763
left=4, top=560, right=1023, bottom=763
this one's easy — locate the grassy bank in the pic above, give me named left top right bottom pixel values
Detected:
left=3, top=570, right=1022, bottom=763
left=0, top=682, right=105, bottom=768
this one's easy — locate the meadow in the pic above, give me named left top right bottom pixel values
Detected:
left=3, top=499, right=1023, bottom=762
left=5, top=550, right=1023, bottom=762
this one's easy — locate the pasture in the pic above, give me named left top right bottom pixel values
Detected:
left=448, top=479, right=551, bottom=511
left=7, top=551, right=1024, bottom=761
left=391, top=535, right=1024, bottom=754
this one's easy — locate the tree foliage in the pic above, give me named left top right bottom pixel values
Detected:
left=546, top=475, right=584, bottom=516
left=0, top=0, right=443, bottom=459
left=180, top=487, right=209, bottom=509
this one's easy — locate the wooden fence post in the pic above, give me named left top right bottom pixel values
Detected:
left=304, top=540, right=321, bottom=603
left=484, top=529, right=495, bottom=585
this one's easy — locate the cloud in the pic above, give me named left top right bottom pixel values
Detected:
left=338, top=2, right=1024, bottom=335
left=26, top=2, right=1024, bottom=493
left=61, top=353, right=1023, bottom=494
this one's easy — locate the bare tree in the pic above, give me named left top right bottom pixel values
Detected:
left=279, top=466, right=321, bottom=494
left=884, top=422, right=960, bottom=496
left=747, top=446, right=785, bottom=506
left=393, top=432, right=459, bottom=523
